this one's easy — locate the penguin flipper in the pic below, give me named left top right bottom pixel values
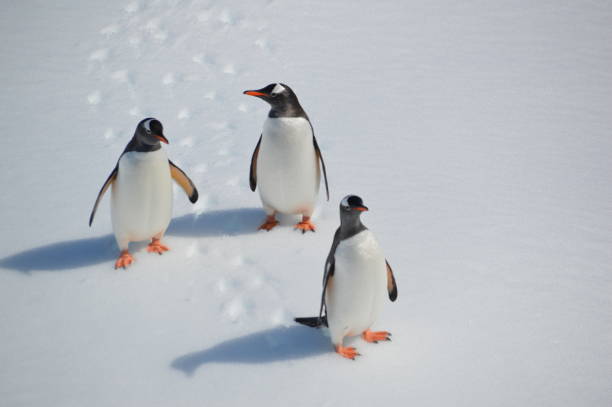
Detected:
left=89, top=165, right=118, bottom=226
left=294, top=315, right=328, bottom=328
left=317, top=228, right=340, bottom=321
left=169, top=160, right=198, bottom=203
left=386, top=260, right=398, bottom=302
left=249, top=135, right=262, bottom=191
left=313, top=135, right=329, bottom=201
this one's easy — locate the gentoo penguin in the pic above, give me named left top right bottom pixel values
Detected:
left=243, top=83, right=329, bottom=232
left=295, top=195, right=398, bottom=359
left=89, top=118, right=198, bottom=269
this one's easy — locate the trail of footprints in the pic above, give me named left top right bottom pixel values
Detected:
left=88, top=0, right=285, bottom=326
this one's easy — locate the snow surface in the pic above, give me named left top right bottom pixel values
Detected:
left=1, top=1, right=612, bottom=406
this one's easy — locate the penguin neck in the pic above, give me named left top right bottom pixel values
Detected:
left=339, top=215, right=367, bottom=240
left=268, top=101, right=308, bottom=119
left=124, top=134, right=161, bottom=153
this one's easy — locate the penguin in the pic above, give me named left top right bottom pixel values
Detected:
left=89, top=118, right=199, bottom=269
left=243, top=83, right=329, bottom=232
left=295, top=195, right=398, bottom=359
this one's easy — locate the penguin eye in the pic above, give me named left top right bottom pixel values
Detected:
left=271, top=93, right=279, bottom=98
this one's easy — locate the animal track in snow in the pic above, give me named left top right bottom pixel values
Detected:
left=197, top=11, right=211, bottom=23
left=185, top=242, right=198, bottom=259
left=128, top=36, right=142, bottom=47
left=179, top=137, right=194, bottom=148
left=223, top=298, right=246, bottom=323
left=193, top=163, right=208, bottom=174
left=218, top=9, right=235, bottom=25
left=111, top=70, right=130, bottom=83
left=124, top=2, right=139, bottom=14
left=222, top=64, right=236, bottom=75
left=225, top=176, right=239, bottom=187
left=89, top=49, right=109, bottom=62
left=87, top=91, right=102, bottom=105
left=103, top=128, right=115, bottom=140
left=177, top=108, right=190, bottom=120
left=100, top=24, right=119, bottom=37
left=162, top=72, right=175, bottom=85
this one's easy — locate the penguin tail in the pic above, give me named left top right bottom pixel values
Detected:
left=294, top=315, right=328, bottom=328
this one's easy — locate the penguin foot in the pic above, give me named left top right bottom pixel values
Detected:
left=335, top=345, right=360, bottom=360
left=362, top=330, right=392, bottom=343
left=114, top=251, right=134, bottom=270
left=294, top=220, right=316, bottom=233
left=147, top=239, right=169, bottom=255
left=258, top=216, right=279, bottom=231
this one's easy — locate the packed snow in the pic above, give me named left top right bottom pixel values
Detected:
left=1, top=1, right=611, bottom=406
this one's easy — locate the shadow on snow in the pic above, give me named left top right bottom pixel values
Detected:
left=0, top=207, right=264, bottom=273
left=171, top=325, right=330, bottom=376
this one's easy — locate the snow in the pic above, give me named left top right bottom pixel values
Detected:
left=1, top=1, right=612, bottom=406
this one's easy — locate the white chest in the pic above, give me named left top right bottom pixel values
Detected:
left=111, top=149, right=173, bottom=242
left=326, top=230, right=387, bottom=339
left=256, top=117, right=320, bottom=214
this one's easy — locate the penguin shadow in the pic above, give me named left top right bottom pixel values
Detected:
left=167, top=207, right=264, bottom=237
left=171, top=325, right=330, bottom=376
left=0, top=234, right=118, bottom=274
left=0, top=208, right=263, bottom=274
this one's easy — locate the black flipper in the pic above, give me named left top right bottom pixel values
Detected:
left=169, top=160, right=199, bottom=203
left=89, top=165, right=118, bottom=226
left=386, top=260, right=398, bottom=302
left=249, top=135, right=262, bottom=192
left=313, top=135, right=329, bottom=201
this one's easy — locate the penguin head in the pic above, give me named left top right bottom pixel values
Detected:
left=135, top=118, right=168, bottom=146
left=243, top=83, right=306, bottom=118
left=340, top=195, right=369, bottom=216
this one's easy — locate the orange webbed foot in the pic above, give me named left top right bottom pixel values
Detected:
left=294, top=217, right=316, bottom=233
left=362, top=330, right=392, bottom=343
left=335, top=345, right=361, bottom=360
left=114, top=251, right=134, bottom=270
left=258, top=216, right=279, bottom=231
left=147, top=238, right=170, bottom=255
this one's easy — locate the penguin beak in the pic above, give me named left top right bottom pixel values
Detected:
left=154, top=134, right=169, bottom=144
left=243, top=90, right=268, bottom=97
left=354, top=206, right=369, bottom=212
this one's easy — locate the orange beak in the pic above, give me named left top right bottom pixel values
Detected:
left=355, top=206, right=369, bottom=212
left=243, top=91, right=268, bottom=97
left=155, top=134, right=169, bottom=144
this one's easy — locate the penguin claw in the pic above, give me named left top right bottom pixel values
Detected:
left=114, top=251, right=134, bottom=270
left=294, top=220, right=316, bottom=233
left=147, top=239, right=170, bottom=255
left=258, top=219, right=279, bottom=231
left=362, top=330, right=392, bottom=343
left=335, top=345, right=360, bottom=360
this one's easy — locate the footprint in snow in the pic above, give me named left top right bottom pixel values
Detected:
left=124, top=1, right=140, bottom=14
left=89, top=49, right=109, bottom=62
left=87, top=91, right=102, bottom=105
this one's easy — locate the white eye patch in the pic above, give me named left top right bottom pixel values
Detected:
left=340, top=195, right=352, bottom=207
left=143, top=118, right=154, bottom=133
left=271, top=83, right=286, bottom=94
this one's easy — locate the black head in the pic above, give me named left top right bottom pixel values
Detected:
left=340, top=195, right=369, bottom=214
left=338, top=195, right=369, bottom=238
left=243, top=83, right=307, bottom=118
left=135, top=118, right=168, bottom=146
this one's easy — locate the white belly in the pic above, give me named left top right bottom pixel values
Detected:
left=326, top=230, right=387, bottom=344
left=256, top=117, right=320, bottom=215
left=111, top=149, right=172, bottom=247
